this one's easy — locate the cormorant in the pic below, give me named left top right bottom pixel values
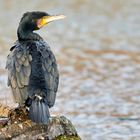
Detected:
left=6, top=11, right=65, bottom=124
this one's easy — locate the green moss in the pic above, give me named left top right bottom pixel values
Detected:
left=55, top=135, right=81, bottom=140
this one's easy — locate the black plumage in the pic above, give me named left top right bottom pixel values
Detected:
left=6, top=11, right=64, bottom=124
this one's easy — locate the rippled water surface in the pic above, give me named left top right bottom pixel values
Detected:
left=0, top=0, right=140, bottom=139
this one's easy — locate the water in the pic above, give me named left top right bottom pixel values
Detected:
left=0, top=0, right=140, bottom=139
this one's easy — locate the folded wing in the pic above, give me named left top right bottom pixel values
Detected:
left=40, top=43, right=59, bottom=107
left=6, top=43, right=32, bottom=105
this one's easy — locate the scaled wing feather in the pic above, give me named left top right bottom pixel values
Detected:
left=6, top=44, right=31, bottom=104
left=41, top=43, right=59, bottom=107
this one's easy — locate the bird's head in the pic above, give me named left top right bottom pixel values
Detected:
left=19, top=11, right=65, bottom=31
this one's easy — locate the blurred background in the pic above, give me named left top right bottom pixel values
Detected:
left=0, top=0, right=140, bottom=139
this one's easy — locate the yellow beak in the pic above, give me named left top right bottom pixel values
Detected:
left=37, top=15, right=66, bottom=28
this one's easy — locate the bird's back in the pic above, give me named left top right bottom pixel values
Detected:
left=6, top=40, right=59, bottom=123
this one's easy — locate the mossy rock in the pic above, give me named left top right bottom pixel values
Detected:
left=0, top=105, right=81, bottom=139
left=55, top=135, right=81, bottom=140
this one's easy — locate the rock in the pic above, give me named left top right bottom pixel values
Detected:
left=0, top=105, right=81, bottom=140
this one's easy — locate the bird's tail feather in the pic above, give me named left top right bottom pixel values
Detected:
left=29, top=99, right=50, bottom=124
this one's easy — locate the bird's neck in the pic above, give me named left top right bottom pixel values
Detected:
left=17, top=27, right=42, bottom=41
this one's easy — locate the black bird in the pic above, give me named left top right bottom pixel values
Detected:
left=6, top=11, right=65, bottom=124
